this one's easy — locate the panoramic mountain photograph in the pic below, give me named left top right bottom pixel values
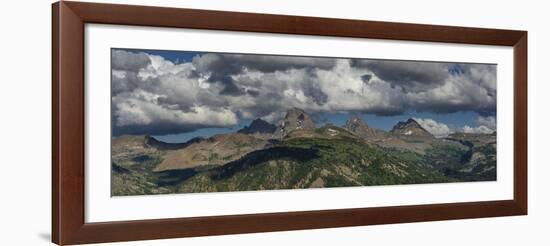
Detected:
left=111, top=48, right=497, bottom=196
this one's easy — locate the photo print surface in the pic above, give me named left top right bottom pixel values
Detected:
left=111, top=48, right=497, bottom=196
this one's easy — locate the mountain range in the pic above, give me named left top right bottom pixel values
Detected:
left=112, top=108, right=496, bottom=196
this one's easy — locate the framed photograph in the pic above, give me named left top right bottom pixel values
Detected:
left=52, top=1, right=527, bottom=245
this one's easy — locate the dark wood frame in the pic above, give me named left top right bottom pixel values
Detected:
left=52, top=1, right=527, bottom=245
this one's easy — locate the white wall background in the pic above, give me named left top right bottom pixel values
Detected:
left=0, top=0, right=547, bottom=245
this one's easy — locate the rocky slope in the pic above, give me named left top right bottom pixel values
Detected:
left=153, top=133, right=269, bottom=172
left=390, top=118, right=433, bottom=137
left=444, top=132, right=497, bottom=180
left=237, top=118, right=277, bottom=135
left=175, top=137, right=450, bottom=193
left=343, top=115, right=382, bottom=138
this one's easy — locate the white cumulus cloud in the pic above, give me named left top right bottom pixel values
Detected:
left=476, top=115, right=496, bottom=130
left=461, top=125, right=494, bottom=134
left=413, top=118, right=454, bottom=138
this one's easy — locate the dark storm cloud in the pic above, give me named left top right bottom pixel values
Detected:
left=192, top=53, right=337, bottom=96
left=303, top=82, right=328, bottom=105
left=219, top=81, right=246, bottom=96
left=295, top=69, right=329, bottom=106
left=361, top=74, right=373, bottom=84
left=414, top=99, right=496, bottom=116
left=113, top=122, right=200, bottom=136
left=192, top=54, right=244, bottom=96
left=349, top=59, right=496, bottom=115
left=193, top=53, right=336, bottom=74
left=237, top=91, right=286, bottom=116
left=408, top=63, right=497, bottom=116
left=246, top=89, right=260, bottom=97
left=352, top=59, right=449, bottom=92
left=363, top=106, right=407, bottom=116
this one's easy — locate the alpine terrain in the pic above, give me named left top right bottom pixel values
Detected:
left=111, top=108, right=497, bottom=196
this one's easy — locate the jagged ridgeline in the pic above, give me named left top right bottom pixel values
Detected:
left=112, top=108, right=496, bottom=196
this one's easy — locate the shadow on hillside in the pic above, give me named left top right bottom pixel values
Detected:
left=153, top=146, right=321, bottom=186
left=210, top=146, right=320, bottom=180
left=155, top=168, right=197, bottom=186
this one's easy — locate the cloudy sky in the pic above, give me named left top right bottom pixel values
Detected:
left=111, top=48, right=496, bottom=141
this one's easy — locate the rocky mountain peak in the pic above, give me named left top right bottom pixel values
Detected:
left=344, top=115, right=369, bottom=131
left=280, top=107, right=315, bottom=131
left=400, top=118, right=422, bottom=127
left=390, top=118, right=433, bottom=137
left=271, top=108, right=316, bottom=138
left=343, top=115, right=379, bottom=138
left=237, top=118, right=277, bottom=134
